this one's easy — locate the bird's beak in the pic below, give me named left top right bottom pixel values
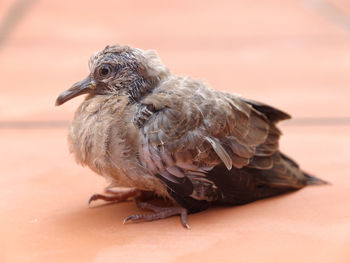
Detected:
left=55, top=75, right=96, bottom=106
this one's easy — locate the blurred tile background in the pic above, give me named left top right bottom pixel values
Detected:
left=1, top=1, right=349, bottom=262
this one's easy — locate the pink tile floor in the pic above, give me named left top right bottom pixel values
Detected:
left=1, top=1, right=350, bottom=262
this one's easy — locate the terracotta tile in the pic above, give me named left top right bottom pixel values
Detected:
left=1, top=1, right=350, bottom=262
left=1, top=0, right=350, bottom=120
left=0, top=126, right=349, bottom=262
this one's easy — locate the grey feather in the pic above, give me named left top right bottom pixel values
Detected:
left=205, top=137, right=232, bottom=170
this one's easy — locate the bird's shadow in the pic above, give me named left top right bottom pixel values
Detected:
left=56, top=188, right=305, bottom=238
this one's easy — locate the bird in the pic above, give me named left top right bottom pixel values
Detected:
left=55, top=44, right=328, bottom=229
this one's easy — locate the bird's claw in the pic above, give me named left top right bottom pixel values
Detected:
left=122, top=202, right=190, bottom=229
left=88, top=194, right=104, bottom=206
left=88, top=189, right=140, bottom=206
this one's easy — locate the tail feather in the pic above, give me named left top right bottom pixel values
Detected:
left=303, top=171, right=330, bottom=186
left=280, top=152, right=329, bottom=186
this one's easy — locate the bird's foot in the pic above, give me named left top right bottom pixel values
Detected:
left=88, top=188, right=141, bottom=206
left=123, top=200, right=190, bottom=229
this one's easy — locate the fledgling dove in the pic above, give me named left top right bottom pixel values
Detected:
left=56, top=45, right=327, bottom=228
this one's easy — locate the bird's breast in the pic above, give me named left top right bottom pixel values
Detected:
left=68, top=95, right=169, bottom=197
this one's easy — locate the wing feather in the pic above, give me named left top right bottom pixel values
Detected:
left=136, top=77, right=293, bottom=209
left=205, top=136, right=232, bottom=170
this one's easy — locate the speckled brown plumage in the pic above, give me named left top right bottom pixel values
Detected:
left=56, top=44, right=328, bottom=228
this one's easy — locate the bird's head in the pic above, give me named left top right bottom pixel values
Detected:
left=55, top=45, right=169, bottom=106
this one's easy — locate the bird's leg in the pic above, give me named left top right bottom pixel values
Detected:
left=123, top=199, right=190, bottom=229
left=88, top=188, right=141, bottom=205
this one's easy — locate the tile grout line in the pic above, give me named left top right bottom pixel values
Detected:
left=302, top=0, right=350, bottom=35
left=0, top=118, right=349, bottom=129
left=0, top=0, right=37, bottom=50
left=282, top=117, right=350, bottom=126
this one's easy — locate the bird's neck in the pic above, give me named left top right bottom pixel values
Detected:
left=126, top=74, right=162, bottom=102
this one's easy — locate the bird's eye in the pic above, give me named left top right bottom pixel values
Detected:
left=98, top=65, right=112, bottom=77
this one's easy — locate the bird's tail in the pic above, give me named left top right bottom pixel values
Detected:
left=302, top=171, right=330, bottom=186
left=277, top=152, right=330, bottom=187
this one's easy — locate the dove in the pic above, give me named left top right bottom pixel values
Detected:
left=55, top=44, right=327, bottom=229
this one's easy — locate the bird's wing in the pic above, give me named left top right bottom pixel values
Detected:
left=136, top=78, right=293, bottom=211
